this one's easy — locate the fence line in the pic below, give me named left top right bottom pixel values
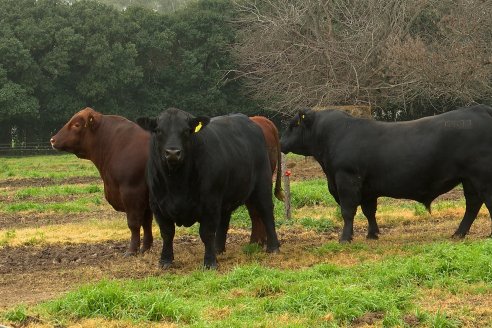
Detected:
left=0, top=142, right=57, bottom=157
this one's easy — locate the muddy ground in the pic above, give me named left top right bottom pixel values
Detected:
left=0, top=156, right=489, bottom=312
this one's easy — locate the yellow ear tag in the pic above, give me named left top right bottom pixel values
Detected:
left=194, top=122, right=203, bottom=133
left=85, top=117, right=93, bottom=128
left=297, top=114, right=305, bottom=126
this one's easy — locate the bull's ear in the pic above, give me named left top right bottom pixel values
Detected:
left=298, top=108, right=313, bottom=127
left=136, top=117, right=157, bottom=132
left=189, top=116, right=210, bottom=133
left=86, top=113, right=100, bottom=130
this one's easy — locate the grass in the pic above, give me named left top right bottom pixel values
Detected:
left=0, top=195, right=103, bottom=213
left=0, top=154, right=99, bottom=179
left=2, top=154, right=491, bottom=327
left=13, top=184, right=102, bottom=199
left=6, top=240, right=489, bottom=327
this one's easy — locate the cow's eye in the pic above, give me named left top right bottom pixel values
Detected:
left=73, top=123, right=80, bottom=128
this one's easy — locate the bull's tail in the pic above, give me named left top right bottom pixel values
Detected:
left=274, top=131, right=285, bottom=202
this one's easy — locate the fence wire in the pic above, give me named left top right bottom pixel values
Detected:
left=0, top=143, right=57, bottom=157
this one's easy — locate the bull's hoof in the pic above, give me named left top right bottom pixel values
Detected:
left=140, top=245, right=152, bottom=254
left=249, top=238, right=267, bottom=247
left=366, top=233, right=379, bottom=240
left=204, top=262, right=218, bottom=270
left=451, top=232, right=466, bottom=239
left=159, top=261, right=173, bottom=270
left=266, top=247, right=280, bottom=254
left=123, top=250, right=138, bottom=257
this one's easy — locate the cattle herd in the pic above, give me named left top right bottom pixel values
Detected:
left=50, top=104, right=492, bottom=269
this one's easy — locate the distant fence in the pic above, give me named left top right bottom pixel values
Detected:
left=0, top=142, right=58, bottom=157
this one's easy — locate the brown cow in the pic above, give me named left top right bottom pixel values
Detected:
left=50, top=107, right=153, bottom=255
left=249, top=116, right=284, bottom=245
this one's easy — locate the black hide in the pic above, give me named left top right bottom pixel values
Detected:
left=281, top=105, right=492, bottom=242
left=139, top=108, right=280, bottom=268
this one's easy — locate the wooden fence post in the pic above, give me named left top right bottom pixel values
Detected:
left=281, top=153, right=291, bottom=220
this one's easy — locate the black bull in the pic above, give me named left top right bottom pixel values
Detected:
left=138, top=108, right=280, bottom=269
left=281, top=105, right=492, bottom=242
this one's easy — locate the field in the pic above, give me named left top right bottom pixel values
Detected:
left=1, top=154, right=491, bottom=327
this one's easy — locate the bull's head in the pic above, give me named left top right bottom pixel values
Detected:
left=137, top=108, right=210, bottom=169
left=280, top=108, right=315, bottom=156
left=50, top=107, right=101, bottom=159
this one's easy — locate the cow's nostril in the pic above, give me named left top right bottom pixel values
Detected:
left=165, top=149, right=181, bottom=160
left=50, top=138, right=55, bottom=144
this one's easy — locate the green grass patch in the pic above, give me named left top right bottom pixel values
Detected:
left=242, top=243, right=263, bottom=256
left=297, top=217, right=335, bottom=233
left=13, top=184, right=102, bottom=199
left=0, top=195, right=103, bottom=213
left=290, top=179, right=335, bottom=208
left=0, top=155, right=98, bottom=179
left=3, top=305, right=28, bottom=323
left=10, top=240, right=489, bottom=327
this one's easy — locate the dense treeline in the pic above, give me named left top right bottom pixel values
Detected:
left=2, top=0, right=492, bottom=145
left=0, top=0, right=258, bottom=144
left=85, top=0, right=189, bottom=12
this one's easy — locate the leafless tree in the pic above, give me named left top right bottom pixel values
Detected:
left=233, top=0, right=492, bottom=117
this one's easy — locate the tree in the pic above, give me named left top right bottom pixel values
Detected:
left=233, top=0, right=492, bottom=119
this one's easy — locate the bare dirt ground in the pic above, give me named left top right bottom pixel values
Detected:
left=0, top=176, right=99, bottom=189
left=0, top=155, right=489, bottom=321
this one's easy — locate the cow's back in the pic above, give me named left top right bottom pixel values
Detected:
left=195, top=115, right=270, bottom=204
left=250, top=116, right=280, bottom=172
left=316, top=106, right=492, bottom=202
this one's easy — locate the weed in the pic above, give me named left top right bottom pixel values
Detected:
left=3, top=305, right=28, bottom=323
left=0, top=229, right=16, bottom=246
left=23, top=231, right=46, bottom=246
left=413, top=203, right=429, bottom=217
left=427, top=310, right=461, bottom=328
left=242, top=243, right=263, bottom=256
left=297, top=217, right=335, bottom=233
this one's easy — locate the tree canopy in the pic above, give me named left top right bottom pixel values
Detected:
left=0, top=0, right=259, bottom=144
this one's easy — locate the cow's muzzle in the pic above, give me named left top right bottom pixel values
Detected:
left=164, top=148, right=182, bottom=163
left=50, top=137, right=58, bottom=150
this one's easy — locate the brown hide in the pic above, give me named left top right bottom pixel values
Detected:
left=249, top=116, right=284, bottom=245
left=51, top=107, right=153, bottom=255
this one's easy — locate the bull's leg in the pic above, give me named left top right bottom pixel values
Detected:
left=246, top=205, right=267, bottom=246
left=125, top=211, right=141, bottom=256
left=158, top=218, right=175, bottom=269
left=336, top=172, right=361, bottom=243
left=481, top=194, right=492, bottom=238
left=199, top=219, right=218, bottom=269
left=327, top=178, right=340, bottom=205
left=141, top=208, right=154, bottom=253
left=361, top=198, right=380, bottom=239
left=215, top=210, right=232, bottom=254
left=453, top=181, right=482, bottom=239
left=246, top=186, right=280, bottom=253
